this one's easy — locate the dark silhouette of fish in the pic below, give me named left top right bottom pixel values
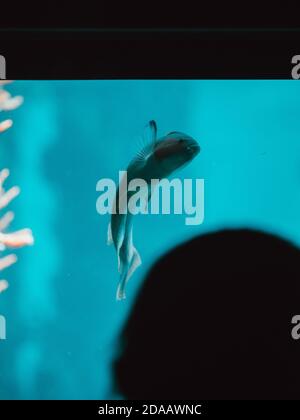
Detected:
left=108, top=120, right=200, bottom=300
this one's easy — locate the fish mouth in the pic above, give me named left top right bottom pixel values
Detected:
left=186, top=143, right=200, bottom=156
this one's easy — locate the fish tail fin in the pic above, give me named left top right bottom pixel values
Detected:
left=116, top=274, right=127, bottom=301
left=107, top=222, right=113, bottom=246
left=116, top=246, right=142, bottom=301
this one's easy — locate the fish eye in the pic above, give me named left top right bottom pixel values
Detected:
left=179, top=139, right=185, bottom=143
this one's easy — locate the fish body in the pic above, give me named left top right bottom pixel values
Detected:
left=108, top=120, right=200, bottom=300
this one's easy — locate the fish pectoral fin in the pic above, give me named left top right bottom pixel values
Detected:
left=116, top=246, right=142, bottom=301
left=117, top=253, right=123, bottom=274
left=107, top=222, right=113, bottom=246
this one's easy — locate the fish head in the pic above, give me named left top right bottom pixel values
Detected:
left=154, top=131, right=200, bottom=170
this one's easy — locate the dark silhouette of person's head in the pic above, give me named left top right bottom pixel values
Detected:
left=114, top=229, right=300, bottom=400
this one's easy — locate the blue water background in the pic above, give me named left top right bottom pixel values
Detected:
left=0, top=80, right=300, bottom=399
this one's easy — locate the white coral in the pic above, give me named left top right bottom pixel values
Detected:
left=0, top=80, right=23, bottom=133
left=0, top=82, right=34, bottom=293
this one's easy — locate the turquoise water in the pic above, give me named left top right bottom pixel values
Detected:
left=1, top=80, right=300, bottom=399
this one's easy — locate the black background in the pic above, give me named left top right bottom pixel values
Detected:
left=0, top=5, right=299, bottom=79
left=1, top=29, right=300, bottom=79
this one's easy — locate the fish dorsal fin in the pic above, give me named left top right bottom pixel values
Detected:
left=143, top=120, right=157, bottom=146
left=107, top=222, right=113, bottom=246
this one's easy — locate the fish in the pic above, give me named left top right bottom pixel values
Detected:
left=108, top=120, right=200, bottom=300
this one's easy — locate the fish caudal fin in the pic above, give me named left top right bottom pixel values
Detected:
left=116, top=246, right=142, bottom=300
left=116, top=279, right=126, bottom=301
